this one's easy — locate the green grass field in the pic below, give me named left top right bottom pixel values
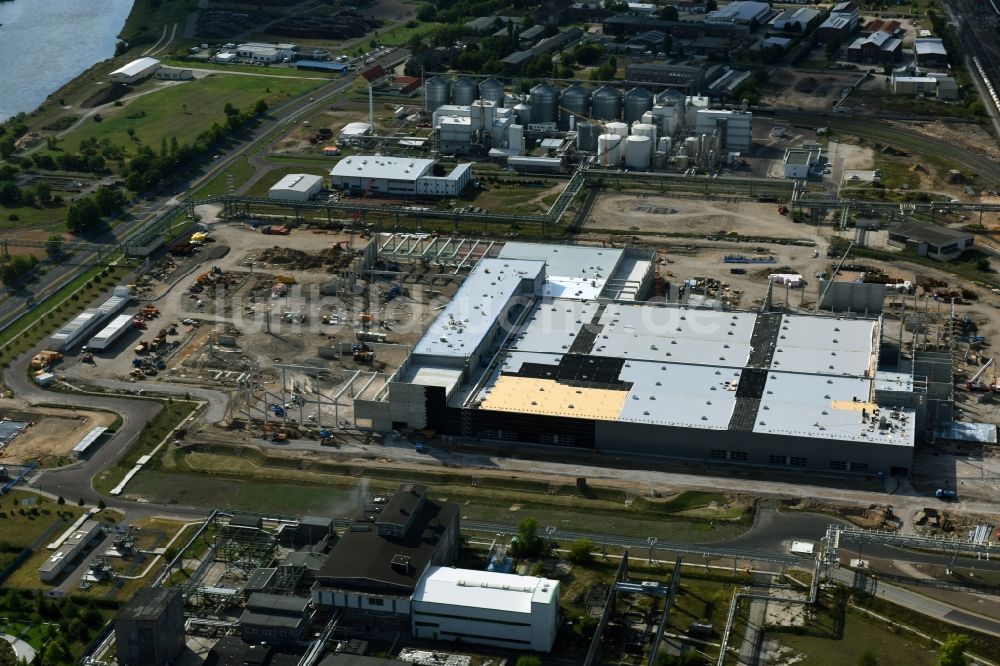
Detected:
left=0, top=491, right=87, bottom=549
left=58, top=74, right=321, bottom=152
left=776, top=607, right=937, bottom=666
left=92, top=400, right=199, bottom=496
left=192, top=156, right=257, bottom=198
left=161, top=59, right=340, bottom=79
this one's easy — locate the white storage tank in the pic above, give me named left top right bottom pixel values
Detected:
left=625, top=135, right=651, bottom=170
left=632, top=122, right=657, bottom=161
left=641, top=111, right=656, bottom=125
left=606, top=121, right=628, bottom=137
left=675, top=154, right=689, bottom=170
left=597, top=133, right=623, bottom=166
left=683, top=136, right=699, bottom=157
left=657, top=136, right=673, bottom=155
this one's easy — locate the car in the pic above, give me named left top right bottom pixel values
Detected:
left=181, top=318, right=197, bottom=325
left=935, top=488, right=957, bottom=501
left=414, top=442, right=428, bottom=453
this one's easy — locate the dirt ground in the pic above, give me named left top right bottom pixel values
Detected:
left=0, top=404, right=116, bottom=463
left=759, top=67, right=863, bottom=110
left=890, top=120, right=1000, bottom=163
left=585, top=195, right=805, bottom=238
left=62, top=220, right=461, bottom=431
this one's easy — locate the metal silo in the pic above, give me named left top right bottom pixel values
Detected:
left=513, top=102, right=532, bottom=125
left=479, top=78, right=505, bottom=106
left=452, top=77, right=478, bottom=106
left=560, top=84, right=590, bottom=130
left=624, top=86, right=654, bottom=125
left=424, top=76, right=451, bottom=113
left=529, top=83, right=559, bottom=125
left=577, top=122, right=602, bottom=152
left=591, top=85, right=622, bottom=121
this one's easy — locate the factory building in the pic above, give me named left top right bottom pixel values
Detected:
left=915, top=38, right=949, bottom=68
left=236, top=42, right=298, bottom=63
left=770, top=7, right=820, bottom=31
left=359, top=242, right=920, bottom=477
left=431, top=100, right=518, bottom=154
left=268, top=173, right=324, bottom=202
left=624, top=62, right=707, bottom=93
left=240, top=593, right=311, bottom=644
left=705, top=1, right=772, bottom=25
left=109, top=57, right=160, bottom=84
left=694, top=109, right=752, bottom=152
left=115, top=587, right=185, bottom=666
left=312, top=484, right=460, bottom=625
left=888, top=220, right=973, bottom=262
left=329, top=157, right=472, bottom=197
left=411, top=567, right=559, bottom=652
left=847, top=31, right=902, bottom=64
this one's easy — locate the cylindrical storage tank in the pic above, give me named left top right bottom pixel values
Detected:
left=606, top=121, right=628, bottom=138
left=624, top=86, right=654, bottom=125
left=683, top=136, right=699, bottom=157
left=513, top=102, right=532, bottom=125
left=577, top=122, right=602, bottom=151
left=641, top=111, right=655, bottom=125
left=675, top=154, right=689, bottom=171
left=424, top=76, right=451, bottom=113
left=529, top=83, right=559, bottom=125
left=479, top=78, right=504, bottom=106
left=657, top=136, right=672, bottom=155
left=560, top=84, right=590, bottom=130
left=632, top=122, right=657, bottom=142
left=451, top=77, right=478, bottom=106
left=632, top=122, right=657, bottom=161
left=591, top=85, right=622, bottom=121
left=625, top=135, right=651, bottom=170
left=597, top=133, right=623, bottom=167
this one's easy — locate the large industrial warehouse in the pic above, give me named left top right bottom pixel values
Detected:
left=359, top=243, right=920, bottom=476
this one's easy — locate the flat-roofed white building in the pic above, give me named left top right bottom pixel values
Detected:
left=268, top=173, right=324, bottom=201
left=109, top=57, right=160, bottom=84
left=411, top=567, right=559, bottom=652
left=783, top=147, right=820, bottom=179
left=329, top=156, right=472, bottom=197
left=363, top=241, right=919, bottom=477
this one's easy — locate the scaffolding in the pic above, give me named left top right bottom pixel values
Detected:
left=214, top=524, right=277, bottom=574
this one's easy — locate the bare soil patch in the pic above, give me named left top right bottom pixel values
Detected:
left=0, top=404, right=116, bottom=463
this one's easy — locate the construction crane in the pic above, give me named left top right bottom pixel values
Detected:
left=966, top=358, right=996, bottom=392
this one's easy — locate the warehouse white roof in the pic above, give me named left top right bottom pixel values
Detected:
left=413, top=566, right=558, bottom=613
left=271, top=173, right=323, bottom=193
left=769, top=315, right=876, bottom=376
left=753, top=373, right=915, bottom=445
left=340, top=122, right=372, bottom=137
left=412, top=258, right=544, bottom=359
left=330, top=156, right=435, bottom=181
left=499, top=242, right=623, bottom=299
left=915, top=38, right=947, bottom=55
left=110, top=57, right=160, bottom=78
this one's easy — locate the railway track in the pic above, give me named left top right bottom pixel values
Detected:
left=766, top=110, right=1000, bottom=185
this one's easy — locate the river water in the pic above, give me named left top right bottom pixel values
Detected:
left=0, top=0, right=135, bottom=122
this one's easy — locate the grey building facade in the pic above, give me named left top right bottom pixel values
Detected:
left=115, top=587, right=185, bottom=666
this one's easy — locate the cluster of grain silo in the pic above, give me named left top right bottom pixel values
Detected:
left=421, top=77, right=732, bottom=172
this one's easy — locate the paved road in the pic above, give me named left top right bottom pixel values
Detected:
left=4, top=337, right=162, bottom=505
left=830, top=567, right=1000, bottom=637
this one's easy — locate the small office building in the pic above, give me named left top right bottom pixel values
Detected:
left=888, top=220, right=973, bottom=261
left=268, top=173, right=324, bottom=202
left=411, top=567, right=560, bottom=652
